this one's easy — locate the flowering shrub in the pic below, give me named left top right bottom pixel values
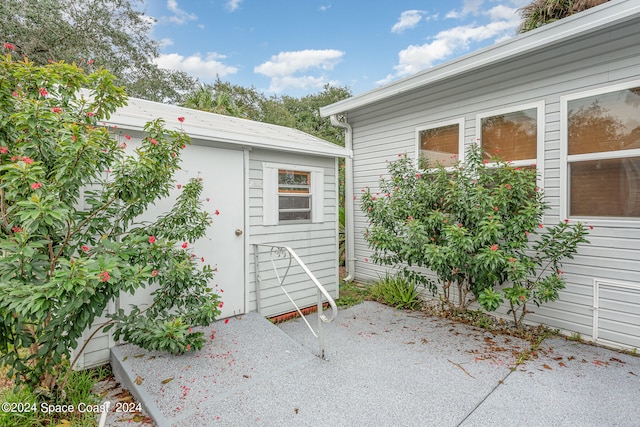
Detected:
left=361, top=145, right=590, bottom=328
left=0, top=52, right=220, bottom=392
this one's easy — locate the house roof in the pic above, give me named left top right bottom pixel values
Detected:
left=320, top=0, right=640, bottom=117
left=105, top=95, right=351, bottom=158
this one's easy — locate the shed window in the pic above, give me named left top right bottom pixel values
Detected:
left=565, top=85, right=640, bottom=218
left=278, top=170, right=311, bottom=221
left=263, top=163, right=324, bottom=225
left=417, top=119, right=464, bottom=168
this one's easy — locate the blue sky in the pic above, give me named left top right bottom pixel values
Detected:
left=143, top=0, right=530, bottom=97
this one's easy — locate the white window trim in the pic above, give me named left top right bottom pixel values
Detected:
left=414, top=117, right=465, bottom=170
left=475, top=101, right=545, bottom=190
left=263, top=162, right=324, bottom=226
left=560, top=80, right=640, bottom=224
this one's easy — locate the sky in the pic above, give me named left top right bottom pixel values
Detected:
left=143, top=0, right=531, bottom=98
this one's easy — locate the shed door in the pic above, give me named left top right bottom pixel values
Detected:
left=174, top=145, right=245, bottom=318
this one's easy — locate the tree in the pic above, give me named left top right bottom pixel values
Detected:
left=0, top=0, right=196, bottom=103
left=0, top=50, right=220, bottom=394
left=361, top=146, right=590, bottom=327
left=182, top=83, right=245, bottom=117
left=517, top=0, right=609, bottom=33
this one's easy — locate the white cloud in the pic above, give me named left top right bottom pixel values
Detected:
left=254, top=49, right=345, bottom=93
left=391, top=10, right=426, bottom=33
left=378, top=3, right=521, bottom=85
left=165, top=0, right=197, bottom=24
left=446, top=0, right=485, bottom=19
left=226, top=0, right=242, bottom=12
left=319, top=4, right=332, bottom=12
left=154, top=52, right=238, bottom=80
left=158, top=38, right=173, bottom=48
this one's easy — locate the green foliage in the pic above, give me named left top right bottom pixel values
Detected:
left=517, top=0, right=609, bottom=33
left=0, top=52, right=220, bottom=393
left=370, top=273, right=423, bottom=310
left=0, top=0, right=197, bottom=102
left=0, top=363, right=109, bottom=427
left=336, top=281, right=369, bottom=308
left=361, top=145, right=590, bottom=328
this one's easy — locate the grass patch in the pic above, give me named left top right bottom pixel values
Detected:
left=0, top=363, right=111, bottom=427
left=336, top=281, right=371, bottom=308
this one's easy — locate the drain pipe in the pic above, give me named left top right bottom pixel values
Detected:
left=330, top=114, right=355, bottom=283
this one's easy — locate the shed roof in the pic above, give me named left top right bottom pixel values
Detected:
left=105, top=95, right=351, bottom=158
left=320, top=0, right=640, bottom=117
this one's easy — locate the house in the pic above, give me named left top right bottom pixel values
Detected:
left=73, top=96, right=350, bottom=369
left=320, top=0, right=640, bottom=350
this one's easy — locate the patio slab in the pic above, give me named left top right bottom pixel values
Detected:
left=110, top=301, right=640, bottom=427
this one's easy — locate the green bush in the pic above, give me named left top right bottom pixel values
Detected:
left=0, top=49, right=220, bottom=393
left=370, top=273, right=423, bottom=310
left=361, top=145, right=590, bottom=328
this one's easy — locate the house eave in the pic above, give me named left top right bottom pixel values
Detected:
left=320, top=0, right=640, bottom=117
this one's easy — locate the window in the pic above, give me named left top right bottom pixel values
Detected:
left=416, top=119, right=464, bottom=168
left=562, top=84, right=640, bottom=219
left=263, top=163, right=324, bottom=225
left=278, top=170, right=311, bottom=221
left=477, top=102, right=544, bottom=187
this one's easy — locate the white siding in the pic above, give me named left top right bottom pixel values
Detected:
left=347, top=20, right=640, bottom=347
left=248, top=149, right=339, bottom=317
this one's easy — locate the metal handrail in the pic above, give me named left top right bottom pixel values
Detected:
left=253, top=244, right=338, bottom=359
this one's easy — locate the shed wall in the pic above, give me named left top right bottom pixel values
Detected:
left=248, top=149, right=339, bottom=317
left=347, top=21, right=640, bottom=347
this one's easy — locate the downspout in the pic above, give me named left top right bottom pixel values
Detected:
left=330, top=114, right=355, bottom=283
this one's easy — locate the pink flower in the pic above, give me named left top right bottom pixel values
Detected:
left=494, top=206, right=498, bottom=211
left=214, top=210, right=220, bottom=216
left=21, top=156, right=33, bottom=164
left=11, top=226, right=22, bottom=233
left=11, top=91, right=18, bottom=97
left=538, top=223, right=544, bottom=229
left=509, top=257, right=515, bottom=263
left=178, top=116, right=185, bottom=123
left=177, top=184, right=182, bottom=189
left=51, top=107, right=62, bottom=113
left=219, top=301, right=224, bottom=308
left=31, top=182, right=42, bottom=190
left=81, top=245, right=90, bottom=252
left=589, top=225, right=594, bottom=230
left=98, top=271, right=110, bottom=282
left=151, top=269, right=158, bottom=277
left=86, top=111, right=95, bottom=117
left=118, top=142, right=127, bottom=149
left=148, top=236, right=157, bottom=244
left=39, top=88, right=48, bottom=97
left=564, top=219, right=569, bottom=223
left=505, top=184, right=512, bottom=190
left=150, top=138, right=158, bottom=146
left=185, top=344, right=191, bottom=351
left=201, top=257, right=205, bottom=262
left=490, top=244, right=498, bottom=251
left=224, top=318, right=229, bottom=324
left=3, top=43, right=15, bottom=51
left=0, top=147, right=7, bottom=154
left=524, top=231, right=530, bottom=237
left=415, top=173, right=421, bottom=178
left=181, top=242, right=188, bottom=249
left=124, top=134, right=131, bottom=140
left=519, top=295, right=525, bottom=301
left=181, top=144, right=186, bottom=149
left=87, top=59, right=94, bottom=65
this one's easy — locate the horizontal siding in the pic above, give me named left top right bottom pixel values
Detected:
left=249, top=149, right=339, bottom=317
left=347, top=22, right=640, bottom=349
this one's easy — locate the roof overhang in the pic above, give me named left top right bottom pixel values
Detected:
left=320, top=0, right=640, bottom=117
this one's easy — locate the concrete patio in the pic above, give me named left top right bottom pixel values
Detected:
left=109, top=301, right=640, bottom=426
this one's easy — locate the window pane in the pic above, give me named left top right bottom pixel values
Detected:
left=570, top=157, right=640, bottom=217
left=279, top=195, right=310, bottom=210
left=279, top=211, right=311, bottom=221
left=419, top=123, right=459, bottom=167
left=568, top=87, right=640, bottom=155
left=481, top=108, right=537, bottom=161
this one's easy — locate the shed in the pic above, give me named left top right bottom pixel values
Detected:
left=321, top=0, right=640, bottom=350
left=74, top=96, right=350, bottom=369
